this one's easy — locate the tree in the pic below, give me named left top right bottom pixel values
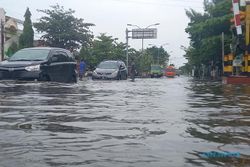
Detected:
left=146, top=46, right=169, bottom=65
left=80, top=33, right=127, bottom=69
left=136, top=53, right=153, bottom=74
left=6, top=42, right=18, bottom=57
left=185, top=0, right=232, bottom=77
left=19, top=8, right=34, bottom=49
left=34, top=4, right=94, bottom=49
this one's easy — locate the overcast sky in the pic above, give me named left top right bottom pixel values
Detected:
left=1, top=0, right=204, bottom=67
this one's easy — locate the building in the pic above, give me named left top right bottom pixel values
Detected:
left=0, top=8, right=23, bottom=61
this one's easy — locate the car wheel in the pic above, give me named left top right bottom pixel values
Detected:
left=39, top=73, right=50, bottom=81
left=69, top=75, right=77, bottom=83
left=116, top=74, right=121, bottom=80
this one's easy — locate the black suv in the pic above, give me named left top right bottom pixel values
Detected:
left=92, top=60, right=128, bottom=80
left=0, top=47, right=77, bottom=83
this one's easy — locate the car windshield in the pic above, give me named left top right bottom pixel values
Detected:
left=151, top=65, right=161, bottom=71
left=9, top=49, right=50, bottom=61
left=166, top=68, right=175, bottom=72
left=97, top=62, right=118, bottom=69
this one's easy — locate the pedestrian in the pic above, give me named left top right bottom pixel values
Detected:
left=79, top=59, right=86, bottom=81
left=76, top=60, right=80, bottom=74
left=130, top=61, right=136, bottom=82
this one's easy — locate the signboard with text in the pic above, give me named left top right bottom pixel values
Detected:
left=131, top=28, right=157, bottom=39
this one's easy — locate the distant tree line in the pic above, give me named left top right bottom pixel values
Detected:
left=8, top=4, right=171, bottom=75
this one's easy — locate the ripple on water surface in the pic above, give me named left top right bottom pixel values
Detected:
left=0, top=78, right=249, bottom=167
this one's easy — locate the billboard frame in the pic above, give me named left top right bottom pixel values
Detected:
left=131, top=28, right=157, bottom=39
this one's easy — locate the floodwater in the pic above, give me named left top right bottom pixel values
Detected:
left=0, top=76, right=249, bottom=167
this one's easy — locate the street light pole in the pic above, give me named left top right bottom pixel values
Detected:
left=142, top=34, right=144, bottom=53
left=157, top=47, right=159, bottom=64
left=168, top=51, right=173, bottom=65
left=126, top=28, right=129, bottom=67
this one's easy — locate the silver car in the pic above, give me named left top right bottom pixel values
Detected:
left=92, top=60, right=128, bottom=80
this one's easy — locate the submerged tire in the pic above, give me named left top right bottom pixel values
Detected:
left=39, top=74, right=50, bottom=82
left=69, top=75, right=77, bottom=83
left=116, top=74, right=121, bottom=80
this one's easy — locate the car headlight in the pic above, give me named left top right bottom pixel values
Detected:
left=111, top=70, right=118, bottom=76
left=25, top=65, right=40, bottom=72
left=93, top=71, right=97, bottom=76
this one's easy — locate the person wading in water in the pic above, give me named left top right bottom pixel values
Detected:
left=130, top=61, right=136, bottom=82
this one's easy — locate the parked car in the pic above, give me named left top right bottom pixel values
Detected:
left=92, top=60, right=128, bottom=80
left=0, top=47, right=77, bottom=83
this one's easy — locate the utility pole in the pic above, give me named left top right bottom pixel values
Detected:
left=0, top=19, right=4, bottom=61
left=157, top=47, right=159, bottom=64
left=142, top=31, right=144, bottom=53
left=222, top=32, right=224, bottom=75
left=126, top=28, right=129, bottom=68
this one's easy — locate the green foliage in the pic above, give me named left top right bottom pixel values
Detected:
left=79, top=33, right=170, bottom=74
left=185, top=0, right=232, bottom=69
left=146, top=46, right=169, bottom=65
left=179, top=63, right=192, bottom=75
left=136, top=53, right=153, bottom=74
left=34, top=4, right=94, bottom=49
left=19, top=8, right=34, bottom=49
left=6, top=42, right=18, bottom=57
left=80, top=33, right=127, bottom=69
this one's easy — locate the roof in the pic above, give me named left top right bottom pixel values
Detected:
left=6, top=16, right=23, bottom=24
left=166, top=66, right=175, bottom=69
left=102, top=60, right=124, bottom=63
left=21, top=47, right=68, bottom=51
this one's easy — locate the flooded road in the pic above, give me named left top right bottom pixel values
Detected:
left=0, top=77, right=249, bottom=167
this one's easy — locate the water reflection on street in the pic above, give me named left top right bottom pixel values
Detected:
left=0, top=77, right=249, bottom=167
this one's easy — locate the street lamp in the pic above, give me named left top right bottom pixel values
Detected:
left=148, top=43, right=169, bottom=64
left=127, top=23, right=160, bottom=52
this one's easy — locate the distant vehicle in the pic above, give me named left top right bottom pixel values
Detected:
left=150, top=64, right=163, bottom=78
left=92, top=60, right=128, bottom=80
left=176, top=69, right=181, bottom=76
left=0, top=47, right=77, bottom=83
left=165, top=65, right=176, bottom=78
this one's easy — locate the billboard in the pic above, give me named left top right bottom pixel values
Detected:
left=131, top=28, right=157, bottom=39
